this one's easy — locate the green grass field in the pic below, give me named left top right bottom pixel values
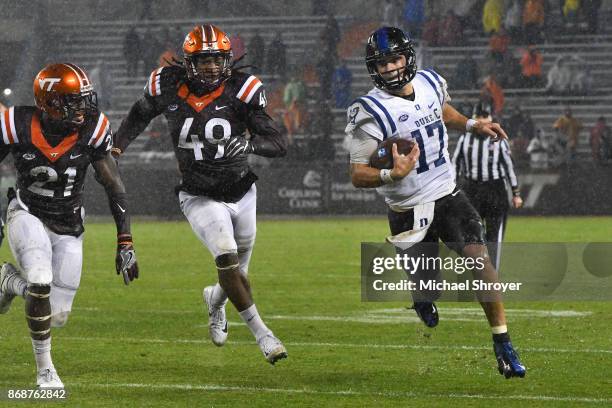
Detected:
left=0, top=217, right=611, bottom=407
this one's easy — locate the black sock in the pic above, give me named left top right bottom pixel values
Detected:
left=493, top=332, right=511, bottom=343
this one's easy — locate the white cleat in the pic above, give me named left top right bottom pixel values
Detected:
left=37, top=367, right=64, bottom=389
left=203, top=286, right=228, bottom=347
left=257, top=333, right=288, bottom=365
left=0, top=263, right=19, bottom=314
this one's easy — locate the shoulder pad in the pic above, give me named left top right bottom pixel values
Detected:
left=1, top=106, right=21, bottom=145
left=144, top=65, right=185, bottom=97
left=87, top=112, right=111, bottom=148
left=345, top=96, right=397, bottom=141
left=415, top=68, right=450, bottom=105
left=234, top=74, right=263, bottom=104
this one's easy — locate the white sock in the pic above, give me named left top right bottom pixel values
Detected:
left=211, top=283, right=228, bottom=308
left=32, top=338, right=53, bottom=371
left=239, top=304, right=272, bottom=340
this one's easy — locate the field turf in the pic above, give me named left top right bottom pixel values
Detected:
left=0, top=217, right=611, bottom=407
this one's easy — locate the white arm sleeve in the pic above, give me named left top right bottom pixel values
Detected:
left=349, top=127, right=379, bottom=164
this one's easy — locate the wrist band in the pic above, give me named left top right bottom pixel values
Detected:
left=512, top=190, right=521, bottom=197
left=466, top=119, right=477, bottom=132
left=380, top=169, right=394, bottom=184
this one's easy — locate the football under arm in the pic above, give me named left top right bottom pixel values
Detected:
left=113, top=96, right=160, bottom=155
left=92, top=153, right=131, bottom=236
left=246, top=108, right=288, bottom=157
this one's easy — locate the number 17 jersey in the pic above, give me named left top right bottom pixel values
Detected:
left=345, top=69, right=456, bottom=210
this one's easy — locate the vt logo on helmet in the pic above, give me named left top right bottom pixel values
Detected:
left=365, top=27, right=417, bottom=91
left=33, top=63, right=98, bottom=128
left=183, top=24, right=233, bottom=93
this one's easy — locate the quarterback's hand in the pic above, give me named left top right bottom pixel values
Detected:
left=225, top=137, right=253, bottom=158
left=473, top=121, right=508, bottom=141
left=390, top=142, right=420, bottom=180
left=116, top=234, right=139, bottom=285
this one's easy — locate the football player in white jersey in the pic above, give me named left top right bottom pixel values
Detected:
left=346, top=27, right=525, bottom=379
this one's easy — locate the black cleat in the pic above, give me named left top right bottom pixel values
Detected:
left=411, top=302, right=439, bottom=328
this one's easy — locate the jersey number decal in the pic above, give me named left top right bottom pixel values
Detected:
left=179, top=117, right=232, bottom=160
left=28, top=166, right=77, bottom=197
left=410, top=120, right=446, bottom=174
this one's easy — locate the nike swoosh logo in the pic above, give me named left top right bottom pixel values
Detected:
left=247, top=316, right=255, bottom=322
left=222, top=322, right=228, bottom=333
left=215, top=105, right=227, bottom=111
left=70, top=153, right=82, bottom=159
left=451, top=190, right=460, bottom=197
left=428, top=102, right=435, bottom=109
left=116, top=203, right=126, bottom=213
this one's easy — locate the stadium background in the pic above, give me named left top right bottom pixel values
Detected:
left=0, top=1, right=611, bottom=406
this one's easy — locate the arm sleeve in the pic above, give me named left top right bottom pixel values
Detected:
left=114, top=96, right=162, bottom=153
left=91, top=153, right=131, bottom=236
left=246, top=106, right=288, bottom=157
left=499, top=140, right=519, bottom=190
left=349, top=127, right=379, bottom=164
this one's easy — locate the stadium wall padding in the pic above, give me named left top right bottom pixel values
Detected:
left=82, top=163, right=612, bottom=217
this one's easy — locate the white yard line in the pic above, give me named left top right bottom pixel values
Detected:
left=64, top=382, right=612, bottom=404
left=50, top=336, right=612, bottom=354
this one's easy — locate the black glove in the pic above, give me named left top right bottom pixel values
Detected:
left=116, top=234, right=139, bottom=285
left=225, top=137, right=253, bottom=158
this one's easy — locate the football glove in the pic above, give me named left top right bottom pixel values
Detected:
left=116, top=234, right=139, bottom=285
left=493, top=340, right=526, bottom=378
left=225, top=137, right=253, bottom=158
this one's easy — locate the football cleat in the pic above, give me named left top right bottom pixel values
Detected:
left=0, top=263, right=20, bottom=314
left=203, top=286, right=228, bottom=346
left=37, top=367, right=64, bottom=389
left=411, top=301, right=439, bottom=328
left=257, top=334, right=288, bottom=365
left=494, top=341, right=526, bottom=378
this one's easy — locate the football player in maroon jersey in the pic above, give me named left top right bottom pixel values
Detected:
left=113, top=24, right=287, bottom=364
left=0, top=63, right=139, bottom=388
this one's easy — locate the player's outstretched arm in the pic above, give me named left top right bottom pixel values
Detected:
left=112, top=97, right=160, bottom=157
left=442, top=103, right=508, bottom=141
left=351, top=143, right=420, bottom=188
left=92, top=153, right=139, bottom=285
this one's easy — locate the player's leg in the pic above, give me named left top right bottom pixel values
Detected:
left=230, top=185, right=286, bottom=363
left=387, top=208, right=440, bottom=327
left=438, top=190, right=525, bottom=378
left=483, top=182, right=509, bottom=272
left=180, top=191, right=236, bottom=346
left=6, top=201, right=63, bottom=388
left=48, top=231, right=84, bottom=328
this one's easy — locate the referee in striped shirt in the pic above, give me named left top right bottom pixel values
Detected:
left=452, top=102, right=523, bottom=270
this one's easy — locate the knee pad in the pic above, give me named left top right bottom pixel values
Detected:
left=215, top=253, right=240, bottom=271
left=51, top=311, right=70, bottom=328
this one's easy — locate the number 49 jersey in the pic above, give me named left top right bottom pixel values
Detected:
left=345, top=69, right=456, bottom=210
left=142, top=66, right=269, bottom=201
left=0, top=106, right=112, bottom=236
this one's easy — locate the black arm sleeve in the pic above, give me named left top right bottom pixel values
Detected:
left=114, top=96, right=162, bottom=153
left=92, top=153, right=131, bottom=236
left=246, top=108, right=288, bottom=158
